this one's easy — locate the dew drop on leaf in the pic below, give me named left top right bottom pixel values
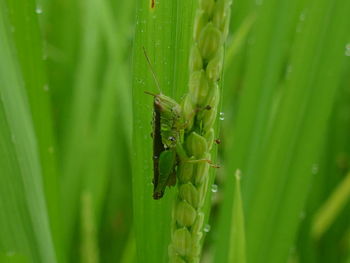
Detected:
left=345, top=43, right=350, bottom=57
left=35, top=6, right=43, bottom=14
left=203, top=224, right=211, bottom=233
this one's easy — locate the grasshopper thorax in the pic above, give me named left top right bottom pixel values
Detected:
left=146, top=92, right=183, bottom=149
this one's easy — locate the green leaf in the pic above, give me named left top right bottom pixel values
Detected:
left=216, top=0, right=350, bottom=262
left=228, top=170, right=246, bottom=263
left=312, top=172, right=350, bottom=240
left=0, top=2, right=56, bottom=262
left=59, top=0, right=103, bottom=255
left=132, top=0, right=196, bottom=262
left=4, top=0, right=61, bottom=259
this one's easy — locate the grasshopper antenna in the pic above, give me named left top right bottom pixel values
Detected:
left=143, top=46, right=162, bottom=94
left=144, top=91, right=157, bottom=97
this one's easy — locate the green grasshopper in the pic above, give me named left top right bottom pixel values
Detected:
left=146, top=91, right=184, bottom=199
left=143, top=47, right=186, bottom=199
left=143, top=47, right=214, bottom=199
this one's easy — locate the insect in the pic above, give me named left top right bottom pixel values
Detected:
left=143, top=47, right=186, bottom=199
left=143, top=47, right=216, bottom=199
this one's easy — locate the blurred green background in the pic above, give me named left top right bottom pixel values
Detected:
left=0, top=0, right=349, bottom=262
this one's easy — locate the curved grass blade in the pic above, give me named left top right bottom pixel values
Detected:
left=216, top=0, right=350, bottom=262
left=312, top=172, right=350, bottom=240
left=0, top=3, right=56, bottom=262
left=4, top=0, right=61, bottom=259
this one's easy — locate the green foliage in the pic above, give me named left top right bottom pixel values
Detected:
left=228, top=171, right=246, bottom=263
left=0, top=2, right=56, bottom=262
left=0, top=0, right=350, bottom=262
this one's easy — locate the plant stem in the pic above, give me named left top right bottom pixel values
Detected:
left=169, top=0, right=232, bottom=262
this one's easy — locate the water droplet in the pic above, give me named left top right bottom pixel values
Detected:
left=311, top=164, right=319, bottom=174
left=11, top=134, right=16, bottom=143
left=219, top=112, right=225, bottom=121
left=203, top=224, right=211, bottom=233
left=345, top=43, right=350, bottom=56
left=255, top=0, right=263, bottom=5
left=299, top=211, right=306, bottom=220
left=43, top=84, right=49, bottom=92
left=299, top=12, right=306, bottom=21
left=35, top=6, right=43, bottom=14
left=211, top=184, right=218, bottom=193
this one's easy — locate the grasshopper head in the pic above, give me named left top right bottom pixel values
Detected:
left=155, top=94, right=183, bottom=149
left=145, top=91, right=183, bottom=149
left=155, top=94, right=181, bottom=114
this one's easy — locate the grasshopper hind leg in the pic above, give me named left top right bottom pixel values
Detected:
left=166, top=167, right=177, bottom=187
left=153, top=150, right=177, bottom=199
left=186, top=158, right=220, bottom=168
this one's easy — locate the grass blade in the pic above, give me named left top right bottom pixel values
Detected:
left=228, top=170, right=246, bottom=263
left=59, top=0, right=102, bottom=256
left=216, top=0, right=350, bottom=262
left=243, top=0, right=350, bottom=261
left=132, top=1, right=196, bottom=261
left=80, top=191, right=99, bottom=263
left=4, top=0, right=61, bottom=258
left=0, top=3, right=56, bottom=262
left=312, top=172, right=350, bottom=240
